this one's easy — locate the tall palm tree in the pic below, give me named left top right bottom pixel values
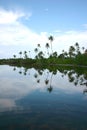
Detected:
left=75, top=42, right=80, bottom=55
left=24, top=51, right=27, bottom=59
left=45, top=43, right=50, bottom=57
left=48, top=35, right=54, bottom=55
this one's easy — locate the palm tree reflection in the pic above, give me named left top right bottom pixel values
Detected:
left=13, top=67, right=16, bottom=71
left=47, top=86, right=53, bottom=93
left=45, top=79, right=49, bottom=85
left=47, top=72, right=53, bottom=93
left=12, top=66, right=87, bottom=94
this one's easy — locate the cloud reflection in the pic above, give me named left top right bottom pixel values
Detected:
left=0, top=65, right=87, bottom=112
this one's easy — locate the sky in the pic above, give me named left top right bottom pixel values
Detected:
left=0, top=0, right=87, bottom=58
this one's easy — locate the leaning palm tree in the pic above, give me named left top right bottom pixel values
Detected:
left=48, top=35, right=54, bottom=55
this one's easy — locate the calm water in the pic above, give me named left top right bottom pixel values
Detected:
left=0, top=65, right=87, bottom=130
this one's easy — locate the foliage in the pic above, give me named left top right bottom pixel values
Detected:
left=0, top=36, right=87, bottom=67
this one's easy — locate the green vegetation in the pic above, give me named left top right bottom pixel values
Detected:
left=0, top=35, right=87, bottom=67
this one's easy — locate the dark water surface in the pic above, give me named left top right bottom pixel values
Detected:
left=0, top=65, right=87, bottom=130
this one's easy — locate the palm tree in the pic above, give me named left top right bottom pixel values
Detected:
left=37, top=44, right=41, bottom=53
left=75, top=42, right=80, bottom=55
left=48, top=35, right=54, bottom=55
left=52, top=51, right=57, bottom=58
left=13, top=55, right=16, bottom=59
left=68, top=46, right=75, bottom=58
left=34, top=48, right=38, bottom=53
left=45, top=43, right=50, bottom=57
left=24, top=51, right=28, bottom=59
left=19, top=51, right=22, bottom=58
left=38, top=51, right=44, bottom=59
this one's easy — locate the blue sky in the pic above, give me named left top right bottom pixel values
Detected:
left=0, top=0, right=87, bottom=58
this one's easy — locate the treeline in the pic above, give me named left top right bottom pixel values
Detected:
left=0, top=35, right=87, bottom=66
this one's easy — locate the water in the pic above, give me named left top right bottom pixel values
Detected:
left=0, top=65, right=87, bottom=130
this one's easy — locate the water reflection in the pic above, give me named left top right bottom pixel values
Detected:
left=13, top=66, right=87, bottom=94
left=0, top=65, right=87, bottom=129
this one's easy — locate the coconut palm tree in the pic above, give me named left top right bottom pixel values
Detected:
left=19, top=51, right=22, bottom=58
left=45, top=43, right=50, bottom=57
left=52, top=51, right=57, bottom=58
left=13, top=55, right=16, bottom=59
left=38, top=51, right=44, bottom=59
left=34, top=48, right=38, bottom=53
left=24, top=51, right=28, bottom=59
left=75, top=42, right=80, bottom=55
left=48, top=35, right=54, bottom=55
left=68, top=46, right=75, bottom=58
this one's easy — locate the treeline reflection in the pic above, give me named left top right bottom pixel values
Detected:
left=13, top=66, right=87, bottom=93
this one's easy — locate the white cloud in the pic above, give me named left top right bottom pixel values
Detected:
left=0, top=8, right=87, bottom=58
left=0, top=8, right=32, bottom=24
left=53, top=30, right=87, bottom=53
